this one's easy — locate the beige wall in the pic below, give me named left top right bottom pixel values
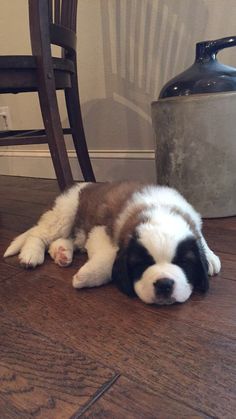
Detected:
left=1, top=0, right=236, bottom=176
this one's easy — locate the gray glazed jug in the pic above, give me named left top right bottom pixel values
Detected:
left=151, top=36, right=236, bottom=217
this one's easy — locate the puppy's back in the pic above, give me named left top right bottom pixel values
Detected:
left=74, top=181, right=145, bottom=236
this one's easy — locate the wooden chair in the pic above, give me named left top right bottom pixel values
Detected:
left=0, top=0, right=95, bottom=190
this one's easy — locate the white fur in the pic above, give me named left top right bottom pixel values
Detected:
left=137, top=210, right=193, bottom=263
left=115, top=185, right=202, bottom=241
left=200, top=234, right=221, bottom=275
left=48, top=238, right=74, bottom=267
left=134, top=214, right=194, bottom=304
left=116, top=185, right=219, bottom=278
left=4, top=183, right=89, bottom=267
left=134, top=185, right=202, bottom=230
left=4, top=228, right=33, bottom=258
left=72, top=226, right=118, bottom=288
left=73, top=228, right=87, bottom=252
left=134, top=263, right=192, bottom=304
left=18, top=236, right=45, bottom=268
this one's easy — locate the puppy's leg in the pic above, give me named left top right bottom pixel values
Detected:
left=73, top=226, right=118, bottom=289
left=200, top=234, right=221, bottom=276
left=48, top=238, right=74, bottom=267
left=4, top=183, right=88, bottom=268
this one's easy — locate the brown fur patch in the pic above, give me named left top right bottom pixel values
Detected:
left=74, top=181, right=145, bottom=241
left=74, top=182, right=200, bottom=248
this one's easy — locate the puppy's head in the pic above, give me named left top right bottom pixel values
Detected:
left=112, top=218, right=208, bottom=305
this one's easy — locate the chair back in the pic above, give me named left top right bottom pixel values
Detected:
left=50, top=0, right=77, bottom=32
left=29, top=0, right=78, bottom=58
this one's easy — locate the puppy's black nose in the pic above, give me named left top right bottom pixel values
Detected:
left=154, top=278, right=174, bottom=297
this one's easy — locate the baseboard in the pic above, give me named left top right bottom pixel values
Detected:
left=0, top=148, right=156, bottom=182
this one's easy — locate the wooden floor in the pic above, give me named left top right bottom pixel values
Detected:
left=0, top=176, right=235, bottom=419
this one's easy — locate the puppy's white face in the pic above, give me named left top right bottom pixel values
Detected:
left=134, top=263, right=192, bottom=305
left=134, top=219, right=194, bottom=305
left=112, top=214, right=209, bottom=305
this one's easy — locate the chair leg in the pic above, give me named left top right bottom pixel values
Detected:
left=65, top=59, right=95, bottom=182
left=38, top=85, right=74, bottom=191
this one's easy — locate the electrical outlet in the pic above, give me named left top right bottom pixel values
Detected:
left=0, top=106, right=12, bottom=131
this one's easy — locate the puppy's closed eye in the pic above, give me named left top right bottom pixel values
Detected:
left=182, top=249, right=197, bottom=262
left=128, top=239, right=155, bottom=281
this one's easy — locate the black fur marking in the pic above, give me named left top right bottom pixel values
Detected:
left=112, top=237, right=155, bottom=297
left=172, top=237, right=209, bottom=293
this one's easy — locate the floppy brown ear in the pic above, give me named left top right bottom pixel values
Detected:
left=112, top=247, right=135, bottom=297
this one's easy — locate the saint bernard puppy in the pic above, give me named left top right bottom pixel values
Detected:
left=4, top=182, right=221, bottom=305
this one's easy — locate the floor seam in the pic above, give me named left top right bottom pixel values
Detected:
left=69, top=372, right=121, bottom=418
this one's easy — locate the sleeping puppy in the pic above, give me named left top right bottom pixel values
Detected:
left=4, top=182, right=221, bottom=305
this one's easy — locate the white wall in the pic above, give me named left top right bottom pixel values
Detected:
left=1, top=0, right=236, bottom=181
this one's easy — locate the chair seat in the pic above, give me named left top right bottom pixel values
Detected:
left=0, top=55, right=75, bottom=93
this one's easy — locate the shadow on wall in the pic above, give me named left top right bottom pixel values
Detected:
left=82, top=0, right=208, bottom=151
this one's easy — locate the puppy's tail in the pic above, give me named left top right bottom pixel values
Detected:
left=4, top=228, right=33, bottom=258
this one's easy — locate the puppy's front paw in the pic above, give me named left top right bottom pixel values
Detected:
left=19, top=237, right=45, bottom=268
left=49, top=239, right=73, bottom=267
left=19, top=247, right=44, bottom=268
left=72, top=261, right=111, bottom=289
left=72, top=265, right=94, bottom=289
left=207, top=250, right=221, bottom=276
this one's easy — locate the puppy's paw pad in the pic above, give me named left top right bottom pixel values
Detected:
left=49, top=239, right=73, bottom=267
left=207, top=252, right=221, bottom=276
left=19, top=249, right=44, bottom=269
left=53, top=246, right=72, bottom=267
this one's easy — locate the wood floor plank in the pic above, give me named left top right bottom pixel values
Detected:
left=203, top=217, right=236, bottom=231
left=0, top=213, right=37, bottom=234
left=0, top=199, right=48, bottom=218
left=203, top=227, right=236, bottom=255
left=218, top=252, right=236, bottom=281
left=6, top=252, right=233, bottom=338
left=79, top=375, right=210, bottom=418
left=0, top=313, right=116, bottom=419
left=0, top=228, right=19, bottom=241
left=0, top=262, right=21, bottom=282
left=0, top=185, right=58, bottom=206
left=0, top=238, right=22, bottom=281
left=0, top=175, right=59, bottom=191
left=0, top=271, right=235, bottom=418
left=0, top=367, right=80, bottom=419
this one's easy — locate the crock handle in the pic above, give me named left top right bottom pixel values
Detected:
left=196, top=36, right=236, bottom=60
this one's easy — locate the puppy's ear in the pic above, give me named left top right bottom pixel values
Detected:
left=112, top=247, right=135, bottom=297
left=173, top=237, right=209, bottom=293
left=195, top=240, right=209, bottom=293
